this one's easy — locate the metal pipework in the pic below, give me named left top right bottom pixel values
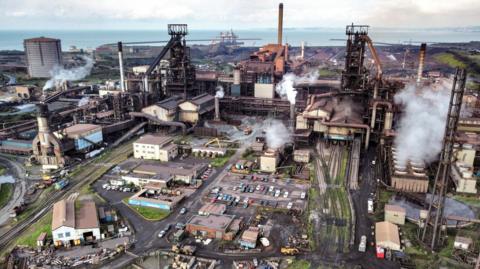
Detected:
left=278, top=3, right=283, bottom=45
left=290, top=103, right=295, bottom=129
left=118, top=42, right=125, bottom=92
left=417, top=43, right=427, bottom=83
left=214, top=97, right=220, bottom=121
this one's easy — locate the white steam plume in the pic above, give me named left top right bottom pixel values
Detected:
left=215, top=85, right=224, bottom=98
left=393, top=82, right=451, bottom=166
left=265, top=120, right=292, bottom=150
left=78, top=97, right=90, bottom=107
left=43, top=55, right=94, bottom=91
left=275, top=70, right=319, bottom=104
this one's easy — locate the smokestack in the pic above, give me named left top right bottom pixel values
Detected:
left=214, top=97, right=220, bottom=121
left=278, top=3, right=283, bottom=45
left=300, top=41, right=305, bottom=60
left=417, top=43, right=426, bottom=83
left=118, top=42, right=125, bottom=92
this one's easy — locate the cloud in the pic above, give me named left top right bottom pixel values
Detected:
left=0, top=0, right=479, bottom=29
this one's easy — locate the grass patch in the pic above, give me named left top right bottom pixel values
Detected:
left=15, top=212, right=52, bottom=247
left=122, top=197, right=169, bottom=221
left=0, top=183, right=14, bottom=209
left=453, top=195, right=480, bottom=208
left=434, top=53, right=467, bottom=69
left=0, top=166, right=5, bottom=175
left=210, top=149, right=235, bottom=167
left=317, top=69, right=338, bottom=78
left=288, top=259, right=311, bottom=269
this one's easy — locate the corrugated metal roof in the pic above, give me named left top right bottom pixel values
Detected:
left=375, top=221, right=400, bottom=249
left=135, top=134, right=172, bottom=146
left=52, top=199, right=75, bottom=230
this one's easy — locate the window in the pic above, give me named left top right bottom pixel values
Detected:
left=57, top=233, right=64, bottom=238
left=65, top=232, right=71, bottom=237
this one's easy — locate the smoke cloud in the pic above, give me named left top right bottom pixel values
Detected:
left=43, top=55, right=94, bottom=91
left=265, top=120, right=292, bottom=150
left=393, top=82, right=451, bottom=166
left=276, top=70, right=319, bottom=104
left=215, top=85, right=224, bottom=98
left=78, top=97, right=90, bottom=107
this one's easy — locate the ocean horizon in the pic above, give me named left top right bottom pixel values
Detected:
left=1, top=28, right=479, bottom=51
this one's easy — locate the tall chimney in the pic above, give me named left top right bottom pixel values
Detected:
left=278, top=3, right=283, bottom=45
left=118, top=42, right=125, bottom=92
left=417, top=43, right=426, bottom=83
left=215, top=97, right=220, bottom=121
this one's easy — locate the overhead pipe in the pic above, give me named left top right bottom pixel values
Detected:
left=321, top=120, right=371, bottom=149
left=370, top=100, right=393, bottom=129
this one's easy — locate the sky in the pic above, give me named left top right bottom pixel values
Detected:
left=1, top=0, right=479, bottom=30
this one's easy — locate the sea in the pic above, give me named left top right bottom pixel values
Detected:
left=0, top=28, right=479, bottom=51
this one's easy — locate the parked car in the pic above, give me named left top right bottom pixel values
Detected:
left=283, top=191, right=289, bottom=198
left=158, top=230, right=166, bottom=238
left=300, top=192, right=307, bottom=199
left=287, top=202, right=293, bottom=209
left=180, top=208, right=187, bottom=214
left=176, top=222, right=185, bottom=229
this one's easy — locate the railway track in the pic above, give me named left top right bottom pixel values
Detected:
left=315, top=140, right=353, bottom=257
left=0, top=143, right=132, bottom=251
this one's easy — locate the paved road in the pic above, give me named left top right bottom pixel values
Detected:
left=343, top=145, right=400, bottom=269
left=0, top=155, right=26, bottom=227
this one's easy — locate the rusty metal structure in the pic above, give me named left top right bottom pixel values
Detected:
left=420, top=68, right=467, bottom=250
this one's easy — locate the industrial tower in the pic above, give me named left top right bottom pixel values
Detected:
left=421, top=68, right=468, bottom=250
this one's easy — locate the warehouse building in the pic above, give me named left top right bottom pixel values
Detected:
left=56, top=124, right=103, bottom=151
left=179, top=93, right=215, bottom=123
left=375, top=221, right=401, bottom=251
left=186, top=214, right=238, bottom=240
left=239, top=227, right=260, bottom=249
left=384, top=204, right=406, bottom=225
left=293, top=149, right=310, bottom=163
left=260, top=149, right=280, bottom=172
left=133, top=134, right=178, bottom=162
left=24, top=37, right=62, bottom=78
left=0, top=139, right=33, bottom=155
left=141, top=96, right=182, bottom=122
left=52, top=199, right=100, bottom=246
left=120, top=160, right=207, bottom=185
left=451, top=161, right=478, bottom=194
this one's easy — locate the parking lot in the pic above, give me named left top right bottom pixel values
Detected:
left=204, top=172, right=310, bottom=211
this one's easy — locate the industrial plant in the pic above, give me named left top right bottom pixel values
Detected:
left=0, top=2, right=479, bottom=269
